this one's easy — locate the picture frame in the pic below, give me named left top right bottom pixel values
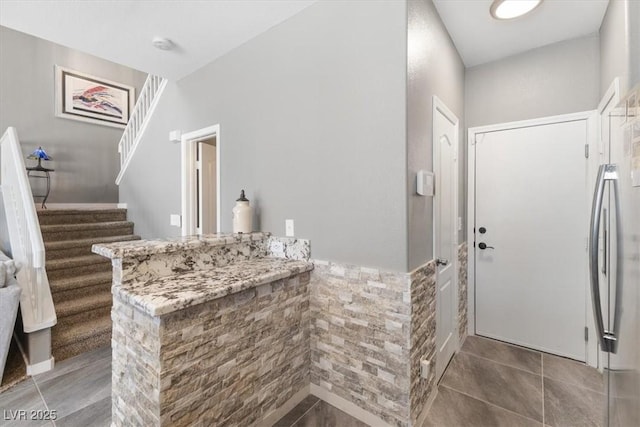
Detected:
left=54, top=65, right=135, bottom=129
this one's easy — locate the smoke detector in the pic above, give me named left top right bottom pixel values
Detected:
left=152, top=37, right=174, bottom=51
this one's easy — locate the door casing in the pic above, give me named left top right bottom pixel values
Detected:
left=181, top=124, right=221, bottom=236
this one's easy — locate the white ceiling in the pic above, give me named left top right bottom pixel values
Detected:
left=0, top=0, right=317, bottom=80
left=433, top=0, right=609, bottom=68
left=1, top=0, right=611, bottom=77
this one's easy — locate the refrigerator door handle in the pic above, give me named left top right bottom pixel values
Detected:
left=589, top=164, right=619, bottom=353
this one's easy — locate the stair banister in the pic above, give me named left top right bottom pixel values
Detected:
left=116, top=74, right=167, bottom=185
left=1, top=127, right=56, bottom=374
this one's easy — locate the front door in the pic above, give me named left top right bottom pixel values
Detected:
left=474, top=118, right=589, bottom=361
left=433, top=97, right=459, bottom=382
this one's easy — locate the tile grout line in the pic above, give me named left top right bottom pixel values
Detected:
left=439, top=384, right=543, bottom=425
left=287, top=398, right=321, bottom=427
left=539, top=356, right=606, bottom=395
left=30, top=376, right=56, bottom=426
left=459, top=349, right=541, bottom=376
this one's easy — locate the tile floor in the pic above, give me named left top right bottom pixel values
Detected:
left=0, top=346, right=110, bottom=427
left=274, top=395, right=367, bottom=427
left=0, top=336, right=605, bottom=427
left=424, top=335, right=605, bottom=427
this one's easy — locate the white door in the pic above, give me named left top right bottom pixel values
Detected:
left=197, top=141, right=217, bottom=234
left=433, top=97, right=459, bottom=381
left=474, top=119, right=589, bottom=361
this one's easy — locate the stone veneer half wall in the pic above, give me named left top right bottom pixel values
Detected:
left=310, top=259, right=444, bottom=427
left=409, top=260, right=437, bottom=426
left=458, top=242, right=468, bottom=342
left=111, top=273, right=310, bottom=426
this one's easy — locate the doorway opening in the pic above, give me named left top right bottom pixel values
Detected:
left=181, top=125, right=221, bottom=236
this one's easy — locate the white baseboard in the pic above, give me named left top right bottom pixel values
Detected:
left=38, top=203, right=126, bottom=210
left=310, top=383, right=393, bottom=427
left=256, top=384, right=310, bottom=427
left=26, top=356, right=55, bottom=375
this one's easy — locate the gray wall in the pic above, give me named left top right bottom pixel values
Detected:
left=406, top=0, right=465, bottom=270
left=600, top=0, right=637, bottom=96
left=120, top=0, right=409, bottom=271
left=630, top=0, right=640, bottom=89
left=0, top=26, right=146, bottom=203
left=465, top=34, right=600, bottom=129
left=631, top=0, right=640, bottom=89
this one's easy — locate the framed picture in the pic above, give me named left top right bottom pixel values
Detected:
left=55, top=65, right=135, bottom=129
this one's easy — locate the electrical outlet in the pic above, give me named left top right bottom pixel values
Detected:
left=458, top=217, right=462, bottom=231
left=170, top=214, right=181, bottom=227
left=420, top=359, right=430, bottom=379
left=285, top=219, right=294, bottom=237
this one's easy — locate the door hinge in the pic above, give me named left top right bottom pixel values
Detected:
left=585, top=326, right=589, bottom=342
left=585, top=144, right=589, bottom=158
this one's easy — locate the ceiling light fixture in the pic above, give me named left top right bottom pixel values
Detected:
left=152, top=37, right=174, bottom=51
left=490, top=0, right=543, bottom=20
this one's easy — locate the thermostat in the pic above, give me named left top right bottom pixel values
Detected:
left=417, top=170, right=434, bottom=196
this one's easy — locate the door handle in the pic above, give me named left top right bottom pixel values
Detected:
left=589, top=164, right=620, bottom=353
left=478, top=242, right=494, bottom=250
left=602, top=217, right=607, bottom=275
left=436, top=258, right=449, bottom=266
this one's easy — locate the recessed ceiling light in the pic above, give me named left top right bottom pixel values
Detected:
left=152, top=37, right=174, bottom=51
left=490, top=0, right=543, bottom=20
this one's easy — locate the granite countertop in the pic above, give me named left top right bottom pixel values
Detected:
left=114, top=257, right=313, bottom=316
left=93, top=232, right=271, bottom=259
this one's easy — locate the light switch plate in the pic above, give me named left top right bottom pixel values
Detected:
left=169, top=130, right=182, bottom=143
left=285, top=219, right=294, bottom=237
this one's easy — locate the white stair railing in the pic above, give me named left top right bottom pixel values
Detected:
left=115, top=74, right=167, bottom=185
left=0, top=127, right=56, bottom=333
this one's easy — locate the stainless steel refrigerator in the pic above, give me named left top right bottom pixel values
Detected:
left=589, top=84, right=640, bottom=427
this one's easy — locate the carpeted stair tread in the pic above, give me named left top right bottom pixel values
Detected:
left=56, top=306, right=111, bottom=330
left=52, top=315, right=111, bottom=350
left=54, top=291, right=112, bottom=319
left=46, top=254, right=111, bottom=271
left=37, top=208, right=132, bottom=363
left=40, top=221, right=134, bottom=233
left=53, top=330, right=111, bottom=362
left=49, top=271, right=113, bottom=294
left=45, top=234, right=141, bottom=251
left=37, top=209, right=127, bottom=225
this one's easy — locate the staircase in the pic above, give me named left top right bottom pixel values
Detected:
left=37, top=208, right=140, bottom=361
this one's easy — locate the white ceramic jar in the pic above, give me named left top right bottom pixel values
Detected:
left=232, top=190, right=253, bottom=233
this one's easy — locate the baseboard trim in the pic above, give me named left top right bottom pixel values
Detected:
left=415, top=385, right=439, bottom=427
left=257, top=384, right=310, bottom=427
left=310, top=383, right=393, bottom=427
left=38, top=203, right=126, bottom=210
left=26, top=356, right=55, bottom=376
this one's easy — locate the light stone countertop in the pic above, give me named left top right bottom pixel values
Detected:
left=114, top=257, right=313, bottom=316
left=92, top=232, right=271, bottom=259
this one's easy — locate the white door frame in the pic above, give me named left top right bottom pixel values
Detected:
left=181, top=124, right=221, bottom=236
left=467, top=110, right=599, bottom=367
left=433, top=95, right=460, bottom=378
